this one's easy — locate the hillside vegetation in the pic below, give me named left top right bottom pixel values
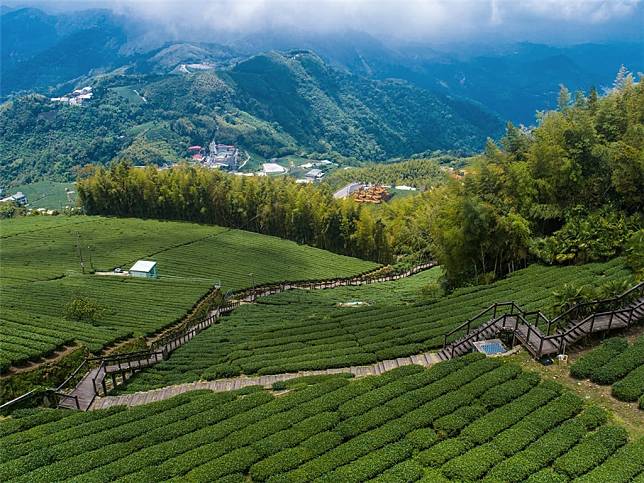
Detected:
left=0, top=50, right=501, bottom=185
left=76, top=77, right=644, bottom=278
left=120, top=258, right=631, bottom=392
left=324, top=157, right=448, bottom=190
left=0, top=216, right=376, bottom=371
left=1, top=356, right=642, bottom=482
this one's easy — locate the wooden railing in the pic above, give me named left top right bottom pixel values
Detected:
left=441, top=282, right=644, bottom=359
left=1, top=262, right=437, bottom=413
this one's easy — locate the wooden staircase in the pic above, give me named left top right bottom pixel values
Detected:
left=56, top=304, right=237, bottom=410
left=53, top=262, right=437, bottom=411
left=438, top=282, right=644, bottom=361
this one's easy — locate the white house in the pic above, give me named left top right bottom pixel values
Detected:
left=262, top=163, right=287, bottom=175
left=305, top=169, right=324, bottom=180
left=1, top=191, right=28, bottom=205
left=129, top=260, right=158, bottom=279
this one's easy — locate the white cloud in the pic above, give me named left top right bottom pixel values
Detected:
left=12, top=0, right=644, bottom=43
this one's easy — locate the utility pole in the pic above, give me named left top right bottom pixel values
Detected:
left=87, top=245, right=94, bottom=272
left=248, top=272, right=256, bottom=301
left=75, top=232, right=85, bottom=274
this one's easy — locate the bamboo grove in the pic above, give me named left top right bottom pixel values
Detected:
left=77, top=74, right=644, bottom=284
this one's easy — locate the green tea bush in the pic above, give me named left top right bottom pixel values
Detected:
left=415, top=438, right=473, bottom=467
left=611, top=364, right=644, bottom=402
left=0, top=358, right=635, bottom=482
left=575, top=437, right=644, bottom=483
left=370, top=459, right=424, bottom=483
left=553, top=425, right=628, bottom=478
left=570, top=338, right=629, bottom=379
left=460, top=385, right=560, bottom=444
left=441, top=442, right=504, bottom=481
left=590, top=337, right=644, bottom=385
left=405, top=428, right=439, bottom=451
left=576, top=406, right=609, bottom=431
left=318, top=441, right=413, bottom=483
left=526, top=468, right=567, bottom=483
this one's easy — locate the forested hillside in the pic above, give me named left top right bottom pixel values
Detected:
left=0, top=51, right=501, bottom=185
left=77, top=76, right=644, bottom=281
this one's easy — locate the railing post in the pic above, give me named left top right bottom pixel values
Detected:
left=493, top=303, right=497, bottom=319
left=443, top=334, right=447, bottom=348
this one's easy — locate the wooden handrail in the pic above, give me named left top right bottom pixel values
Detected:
left=55, top=360, right=88, bottom=391
left=441, top=284, right=643, bottom=360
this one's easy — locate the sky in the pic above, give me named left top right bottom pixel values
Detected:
left=6, top=0, right=644, bottom=45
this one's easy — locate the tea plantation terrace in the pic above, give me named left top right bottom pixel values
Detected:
left=115, top=259, right=634, bottom=394
left=1, top=355, right=643, bottom=482
left=0, top=216, right=378, bottom=372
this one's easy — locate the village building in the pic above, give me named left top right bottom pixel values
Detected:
left=262, top=163, right=287, bottom=175
left=1, top=191, right=28, bottom=205
left=129, top=260, right=158, bottom=279
left=395, top=185, right=417, bottom=191
left=333, top=182, right=365, bottom=199
left=51, top=86, right=93, bottom=106
left=305, top=168, right=325, bottom=181
left=207, top=141, right=239, bottom=170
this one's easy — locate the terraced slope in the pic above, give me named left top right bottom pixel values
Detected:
left=0, top=216, right=377, bottom=371
left=1, top=355, right=642, bottom=482
left=121, top=258, right=631, bottom=392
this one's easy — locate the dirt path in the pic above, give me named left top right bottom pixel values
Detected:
left=0, top=344, right=80, bottom=377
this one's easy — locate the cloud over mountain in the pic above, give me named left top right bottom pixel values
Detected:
left=10, top=0, right=644, bottom=44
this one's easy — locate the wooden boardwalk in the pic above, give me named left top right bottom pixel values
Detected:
left=58, top=263, right=437, bottom=411
left=91, top=352, right=443, bottom=410
left=439, top=295, right=644, bottom=361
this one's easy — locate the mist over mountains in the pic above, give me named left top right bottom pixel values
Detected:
left=2, top=5, right=642, bottom=125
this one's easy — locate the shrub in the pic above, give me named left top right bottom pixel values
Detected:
left=433, top=405, right=487, bottom=437
left=406, top=428, right=439, bottom=451
left=441, top=442, right=504, bottom=481
left=624, top=229, right=644, bottom=275
left=479, top=371, right=540, bottom=408
left=576, top=406, right=608, bottom=431
left=370, top=459, right=424, bottom=483
left=570, top=338, right=629, bottom=380
left=575, top=437, right=644, bottom=483
left=460, top=384, right=559, bottom=444
left=553, top=425, right=628, bottom=478
left=417, top=468, right=450, bottom=483
left=415, top=438, right=472, bottom=467
left=491, top=392, right=583, bottom=456
left=611, top=364, right=644, bottom=402
left=526, top=468, right=567, bottom=483
left=590, top=337, right=644, bottom=385
left=318, top=441, right=413, bottom=483
left=183, top=446, right=260, bottom=481
left=63, top=296, right=105, bottom=324
left=485, top=419, right=587, bottom=482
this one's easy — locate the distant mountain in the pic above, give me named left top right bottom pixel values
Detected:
left=235, top=33, right=643, bottom=124
left=0, top=7, right=132, bottom=97
left=0, top=50, right=502, bottom=184
left=2, top=6, right=642, bottom=124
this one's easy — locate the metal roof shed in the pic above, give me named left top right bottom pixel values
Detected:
left=129, top=260, right=158, bottom=279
